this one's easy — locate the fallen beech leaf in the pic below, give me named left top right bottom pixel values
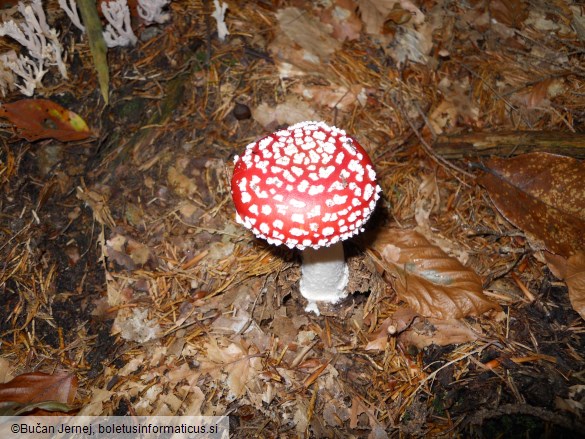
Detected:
left=544, top=251, right=585, bottom=320
left=291, top=83, right=366, bottom=112
left=276, top=8, right=339, bottom=58
left=252, top=98, right=317, bottom=130
left=478, top=153, right=585, bottom=257
left=0, top=99, right=91, bottom=142
left=370, top=229, right=499, bottom=319
left=201, top=339, right=262, bottom=401
left=0, top=372, right=77, bottom=405
left=399, top=316, right=479, bottom=349
left=513, top=78, right=561, bottom=109
left=269, top=7, right=341, bottom=77
left=366, top=307, right=479, bottom=350
left=365, top=308, right=418, bottom=351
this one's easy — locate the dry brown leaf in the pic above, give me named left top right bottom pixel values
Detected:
left=77, top=388, right=113, bottom=416
left=252, top=98, right=318, bottom=130
left=370, top=229, right=499, bottom=319
left=414, top=174, right=440, bottom=230
left=105, top=234, right=152, bottom=270
left=429, top=77, right=479, bottom=134
left=0, top=359, right=13, bottom=384
left=544, top=251, right=585, bottom=320
left=0, top=372, right=77, bottom=405
left=366, top=307, right=479, bottom=350
left=76, top=186, right=115, bottom=229
left=489, top=0, right=529, bottom=28
left=349, top=395, right=368, bottom=429
left=478, top=153, right=585, bottom=257
left=398, top=316, right=479, bottom=349
left=269, top=7, right=341, bottom=77
left=565, top=254, right=585, bottom=319
left=357, top=0, right=431, bottom=66
left=323, top=397, right=350, bottom=428
left=291, top=83, right=366, bottom=112
left=357, top=0, right=423, bottom=35
left=320, top=0, right=362, bottom=41
left=389, top=24, right=434, bottom=66
left=357, top=0, right=398, bottom=35
left=201, top=339, right=262, bottom=401
left=512, top=78, right=564, bottom=109
left=365, top=309, right=417, bottom=351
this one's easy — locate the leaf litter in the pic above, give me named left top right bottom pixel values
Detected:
left=1, top=0, right=585, bottom=437
left=478, top=152, right=585, bottom=257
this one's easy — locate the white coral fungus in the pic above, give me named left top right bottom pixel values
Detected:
left=137, top=0, right=171, bottom=25
left=102, top=0, right=138, bottom=47
left=0, top=0, right=67, bottom=96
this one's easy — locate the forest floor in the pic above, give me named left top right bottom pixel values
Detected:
left=1, top=0, right=585, bottom=437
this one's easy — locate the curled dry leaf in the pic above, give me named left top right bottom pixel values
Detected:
left=366, top=307, right=479, bottom=350
left=544, top=251, right=585, bottom=320
left=370, top=229, right=500, bottom=319
left=478, top=153, right=585, bottom=257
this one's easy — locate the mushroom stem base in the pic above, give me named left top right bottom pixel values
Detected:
left=299, top=243, right=349, bottom=314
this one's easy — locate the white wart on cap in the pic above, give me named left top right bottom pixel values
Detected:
left=231, top=121, right=381, bottom=249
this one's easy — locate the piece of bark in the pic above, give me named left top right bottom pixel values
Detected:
left=433, top=131, right=585, bottom=159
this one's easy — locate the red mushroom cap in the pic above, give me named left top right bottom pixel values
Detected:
left=231, top=121, right=382, bottom=250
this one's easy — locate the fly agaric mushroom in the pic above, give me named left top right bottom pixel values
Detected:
left=231, top=121, right=381, bottom=314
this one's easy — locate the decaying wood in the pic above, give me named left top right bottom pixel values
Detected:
left=464, top=404, right=585, bottom=433
left=433, top=131, right=585, bottom=159
left=105, top=39, right=204, bottom=172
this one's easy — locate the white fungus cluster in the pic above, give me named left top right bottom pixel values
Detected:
left=231, top=121, right=382, bottom=250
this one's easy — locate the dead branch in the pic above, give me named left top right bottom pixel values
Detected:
left=434, top=131, right=585, bottom=159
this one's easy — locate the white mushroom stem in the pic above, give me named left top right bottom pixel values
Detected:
left=299, top=242, right=349, bottom=315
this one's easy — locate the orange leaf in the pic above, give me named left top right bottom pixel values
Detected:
left=0, top=372, right=77, bottom=405
left=545, top=251, right=585, bottom=320
left=370, top=229, right=500, bottom=319
left=478, top=153, right=585, bottom=257
left=0, top=99, right=91, bottom=142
